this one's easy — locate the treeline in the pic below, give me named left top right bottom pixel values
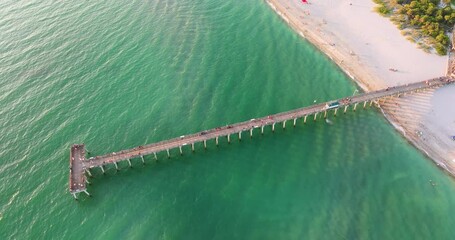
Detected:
left=375, top=0, right=455, bottom=55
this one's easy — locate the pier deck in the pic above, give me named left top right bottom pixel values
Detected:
left=69, top=77, right=454, bottom=197
left=69, top=144, right=87, bottom=198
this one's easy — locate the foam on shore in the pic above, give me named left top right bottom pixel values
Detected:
left=266, top=0, right=455, bottom=174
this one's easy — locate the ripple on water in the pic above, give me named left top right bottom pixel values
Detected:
left=1, top=0, right=455, bottom=239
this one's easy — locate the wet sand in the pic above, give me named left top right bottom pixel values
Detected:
left=266, top=0, right=455, bottom=174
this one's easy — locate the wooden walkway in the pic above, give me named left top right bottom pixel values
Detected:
left=69, top=77, right=454, bottom=198
left=69, top=144, right=89, bottom=198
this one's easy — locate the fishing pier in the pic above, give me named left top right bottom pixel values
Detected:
left=69, top=77, right=454, bottom=199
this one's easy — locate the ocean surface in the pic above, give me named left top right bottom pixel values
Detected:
left=1, top=0, right=455, bottom=239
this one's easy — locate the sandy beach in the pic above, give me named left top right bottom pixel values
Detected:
left=266, top=0, right=455, bottom=174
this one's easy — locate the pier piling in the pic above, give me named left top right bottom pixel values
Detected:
left=114, top=162, right=119, bottom=171
left=83, top=190, right=90, bottom=197
left=69, top=78, right=454, bottom=199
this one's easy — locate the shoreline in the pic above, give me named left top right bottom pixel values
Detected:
left=266, top=0, right=455, bottom=175
left=265, top=0, right=379, bottom=92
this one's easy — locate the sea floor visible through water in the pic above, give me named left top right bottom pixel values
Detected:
left=1, top=0, right=455, bottom=239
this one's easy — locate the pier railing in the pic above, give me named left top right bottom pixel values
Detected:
left=69, top=77, right=454, bottom=199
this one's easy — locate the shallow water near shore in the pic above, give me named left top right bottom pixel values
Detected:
left=1, top=0, right=455, bottom=239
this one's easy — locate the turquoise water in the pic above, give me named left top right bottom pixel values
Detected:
left=1, top=0, right=455, bottom=239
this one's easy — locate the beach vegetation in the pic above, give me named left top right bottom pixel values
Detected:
left=401, top=29, right=411, bottom=36
left=375, top=0, right=455, bottom=55
left=378, top=5, right=392, bottom=15
left=417, top=42, right=432, bottom=52
left=374, top=0, right=393, bottom=16
left=407, top=36, right=417, bottom=42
